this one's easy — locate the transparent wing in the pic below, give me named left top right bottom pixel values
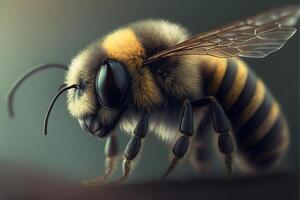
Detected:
left=145, top=5, right=300, bottom=64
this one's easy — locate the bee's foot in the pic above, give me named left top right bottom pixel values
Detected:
left=83, top=177, right=108, bottom=186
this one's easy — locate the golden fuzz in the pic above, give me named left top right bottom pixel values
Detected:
left=102, top=29, right=145, bottom=70
left=131, top=68, right=162, bottom=110
left=101, top=28, right=163, bottom=109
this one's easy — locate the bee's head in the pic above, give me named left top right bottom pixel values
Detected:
left=65, top=47, right=128, bottom=137
left=64, top=28, right=162, bottom=137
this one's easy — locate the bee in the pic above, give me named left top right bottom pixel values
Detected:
left=7, top=5, right=299, bottom=184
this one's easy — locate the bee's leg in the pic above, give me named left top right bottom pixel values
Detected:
left=192, top=97, right=235, bottom=178
left=116, top=111, right=149, bottom=183
left=190, top=112, right=212, bottom=174
left=84, top=134, right=119, bottom=186
left=161, top=100, right=194, bottom=180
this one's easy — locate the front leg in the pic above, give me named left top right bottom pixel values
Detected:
left=117, top=111, right=149, bottom=182
left=84, top=133, right=119, bottom=186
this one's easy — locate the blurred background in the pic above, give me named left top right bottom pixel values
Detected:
left=0, top=0, right=299, bottom=187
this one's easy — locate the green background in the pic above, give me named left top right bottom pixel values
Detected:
left=0, top=0, right=298, bottom=183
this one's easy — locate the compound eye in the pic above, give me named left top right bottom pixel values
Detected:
left=95, top=60, right=128, bottom=109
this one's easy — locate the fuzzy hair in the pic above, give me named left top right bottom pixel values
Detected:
left=130, top=20, right=203, bottom=100
left=65, top=47, right=97, bottom=118
left=65, top=20, right=205, bottom=121
left=65, top=42, right=108, bottom=119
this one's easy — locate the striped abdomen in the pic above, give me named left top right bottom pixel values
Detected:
left=203, top=57, right=289, bottom=170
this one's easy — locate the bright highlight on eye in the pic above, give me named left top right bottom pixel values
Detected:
left=95, top=60, right=128, bottom=110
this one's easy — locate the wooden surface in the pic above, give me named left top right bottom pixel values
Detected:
left=0, top=164, right=298, bottom=200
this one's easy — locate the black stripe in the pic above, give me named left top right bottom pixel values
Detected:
left=227, top=70, right=257, bottom=129
left=247, top=115, right=284, bottom=159
left=250, top=154, right=280, bottom=170
left=215, top=59, right=238, bottom=106
left=130, top=22, right=181, bottom=81
left=203, top=67, right=215, bottom=96
left=246, top=115, right=285, bottom=169
left=130, top=23, right=173, bottom=60
left=236, top=91, right=273, bottom=147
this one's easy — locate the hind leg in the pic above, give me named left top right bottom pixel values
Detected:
left=160, top=97, right=235, bottom=180
left=191, top=97, right=235, bottom=177
left=189, top=112, right=212, bottom=174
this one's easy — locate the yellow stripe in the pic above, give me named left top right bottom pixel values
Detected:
left=132, top=69, right=162, bottom=109
left=102, top=28, right=145, bottom=70
left=240, top=79, right=265, bottom=126
left=101, top=28, right=161, bottom=109
left=242, top=102, right=280, bottom=147
left=208, top=58, right=227, bottom=95
left=224, top=59, right=248, bottom=110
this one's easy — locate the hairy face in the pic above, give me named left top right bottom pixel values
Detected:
left=65, top=44, right=104, bottom=119
left=65, top=42, right=127, bottom=137
left=65, top=27, right=157, bottom=138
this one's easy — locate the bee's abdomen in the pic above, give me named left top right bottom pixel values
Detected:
left=205, top=58, right=289, bottom=170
